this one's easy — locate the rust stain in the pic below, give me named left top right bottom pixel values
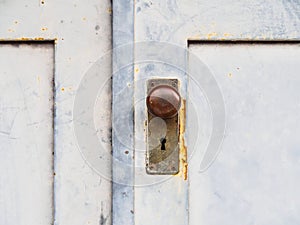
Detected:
left=178, top=99, right=188, bottom=180
left=223, top=33, right=232, bottom=37
left=228, top=73, right=232, bottom=78
left=107, top=7, right=112, bottom=14
left=0, top=37, right=58, bottom=42
left=34, top=37, right=45, bottom=41
left=61, top=86, right=72, bottom=92
left=134, top=67, right=139, bottom=73
left=206, top=32, right=218, bottom=39
left=82, top=17, right=87, bottom=21
left=41, top=27, right=48, bottom=31
left=188, top=34, right=201, bottom=40
left=7, top=29, right=15, bottom=33
left=189, top=32, right=234, bottom=41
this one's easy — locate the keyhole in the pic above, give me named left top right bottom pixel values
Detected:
left=160, top=137, right=167, bottom=150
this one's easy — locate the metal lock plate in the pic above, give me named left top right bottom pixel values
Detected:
left=146, top=79, right=180, bottom=175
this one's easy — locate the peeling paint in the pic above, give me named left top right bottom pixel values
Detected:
left=223, top=33, right=232, bottom=37
left=1, top=37, right=49, bottom=41
left=206, top=32, right=218, bottom=39
left=61, top=87, right=72, bottom=92
left=178, top=99, right=187, bottom=180
left=0, top=37, right=54, bottom=41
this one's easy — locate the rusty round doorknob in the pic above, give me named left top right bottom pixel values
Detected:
left=146, top=85, right=181, bottom=119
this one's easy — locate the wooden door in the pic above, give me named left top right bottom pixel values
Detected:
left=0, top=1, right=112, bottom=224
left=112, top=1, right=300, bottom=225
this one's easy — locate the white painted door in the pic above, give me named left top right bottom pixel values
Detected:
left=2, top=1, right=299, bottom=225
left=188, top=43, right=300, bottom=225
left=111, top=1, right=300, bottom=225
left=0, top=43, right=54, bottom=225
left=0, top=1, right=112, bottom=225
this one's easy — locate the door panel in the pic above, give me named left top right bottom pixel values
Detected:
left=188, top=43, right=300, bottom=225
left=0, top=43, right=54, bottom=225
left=0, top=1, right=112, bottom=224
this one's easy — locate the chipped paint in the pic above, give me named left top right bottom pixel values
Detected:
left=61, top=87, right=72, bottom=92
left=178, top=99, right=187, bottom=180
left=189, top=33, right=233, bottom=41
left=0, top=37, right=49, bottom=41
left=223, top=33, right=232, bottom=37
left=206, top=32, right=218, bottom=39
left=188, top=34, right=201, bottom=40
left=0, top=37, right=58, bottom=42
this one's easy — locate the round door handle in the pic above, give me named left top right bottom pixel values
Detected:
left=146, top=84, right=181, bottom=119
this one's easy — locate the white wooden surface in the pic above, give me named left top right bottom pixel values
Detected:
left=133, top=43, right=188, bottom=225
left=0, top=43, right=54, bottom=225
left=0, top=1, right=112, bottom=225
left=134, top=0, right=300, bottom=224
left=189, top=43, right=300, bottom=225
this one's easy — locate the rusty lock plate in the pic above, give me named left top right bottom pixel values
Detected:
left=146, top=79, right=180, bottom=175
